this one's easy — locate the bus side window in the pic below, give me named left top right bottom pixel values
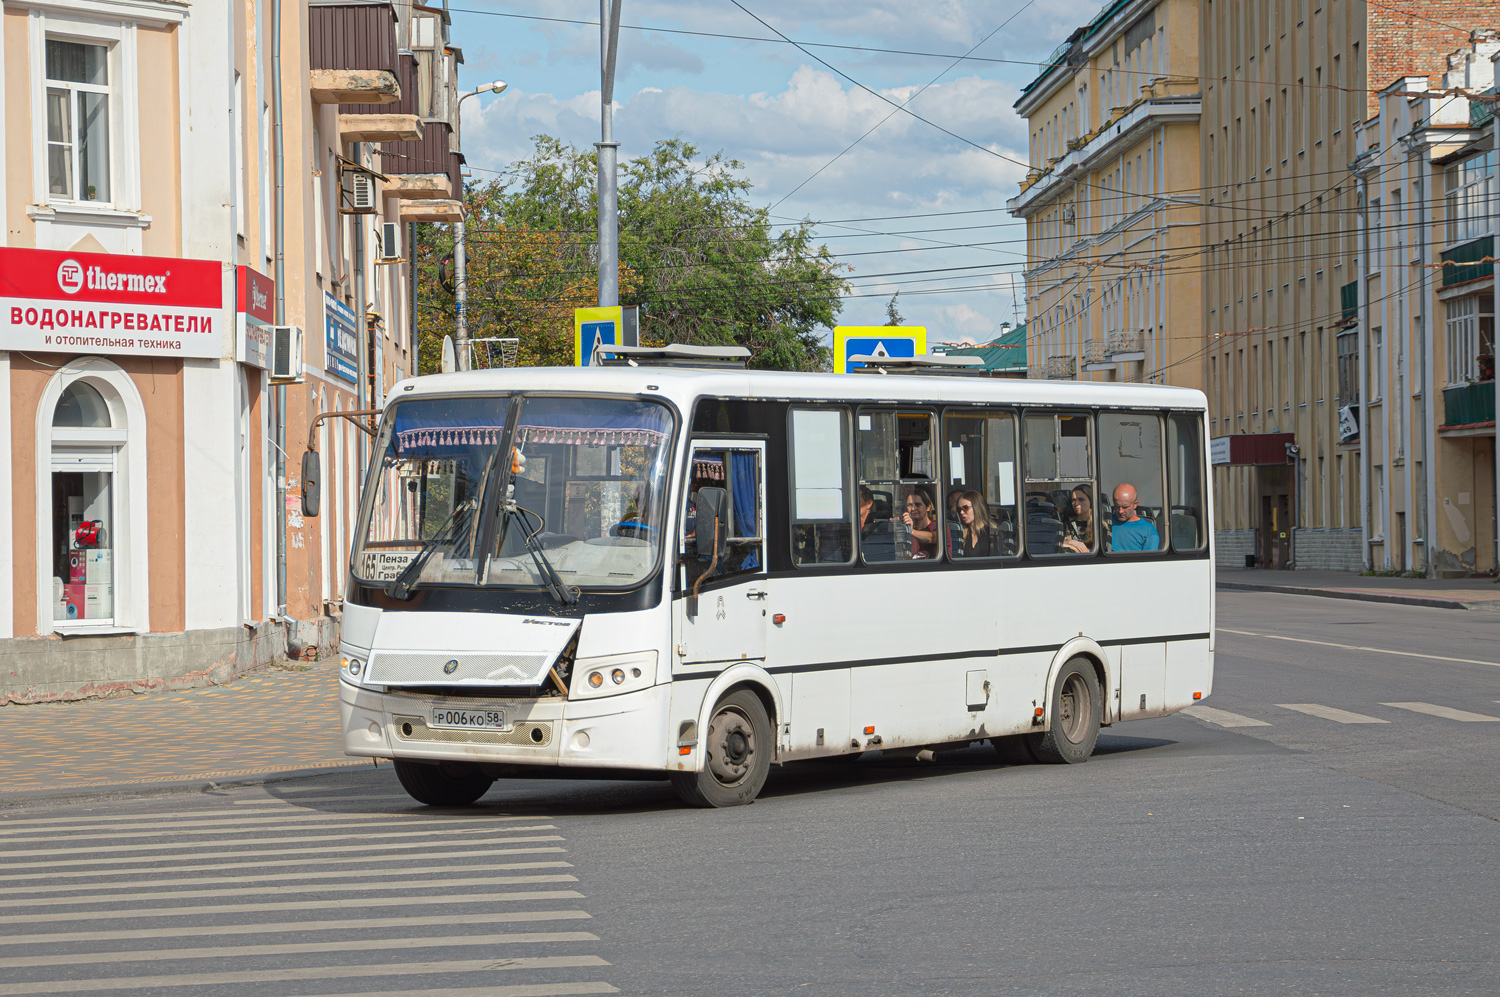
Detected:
left=858, top=409, right=942, bottom=563
left=1167, top=413, right=1207, bottom=551
left=789, top=408, right=853, bottom=565
left=685, top=447, right=763, bottom=577
left=1098, top=411, right=1167, bottom=554
left=1022, top=412, right=1096, bottom=556
left=942, top=410, right=1019, bottom=558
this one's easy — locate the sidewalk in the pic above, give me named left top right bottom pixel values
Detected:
left=0, top=658, right=366, bottom=800
left=1217, top=567, right=1500, bottom=611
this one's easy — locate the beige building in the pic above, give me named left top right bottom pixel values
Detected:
left=1351, top=34, right=1498, bottom=576
left=1009, top=0, right=1205, bottom=391
left=0, top=0, right=465, bottom=701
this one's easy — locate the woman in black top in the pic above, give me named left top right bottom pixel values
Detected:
left=956, top=490, right=995, bottom=557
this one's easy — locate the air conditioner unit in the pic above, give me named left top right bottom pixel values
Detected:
left=349, top=172, right=377, bottom=212
left=270, top=325, right=304, bottom=382
left=380, top=222, right=401, bottom=261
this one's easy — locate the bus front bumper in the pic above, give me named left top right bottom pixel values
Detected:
left=340, top=679, right=671, bottom=772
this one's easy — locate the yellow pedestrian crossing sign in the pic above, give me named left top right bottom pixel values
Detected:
left=573, top=306, right=640, bottom=366
left=833, top=326, right=926, bottom=373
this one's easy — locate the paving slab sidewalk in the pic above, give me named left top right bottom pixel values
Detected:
left=1218, top=567, right=1500, bottom=611
left=0, top=658, right=366, bottom=800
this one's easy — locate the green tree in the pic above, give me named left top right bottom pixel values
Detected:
left=414, top=136, right=850, bottom=372
left=883, top=291, right=904, bottom=326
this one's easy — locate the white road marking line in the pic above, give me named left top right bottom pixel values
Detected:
left=0, top=956, right=610, bottom=995
left=1181, top=705, right=1272, bottom=727
left=8, top=860, right=573, bottom=896
left=0, top=816, right=539, bottom=844
left=0, top=931, right=600, bottom=969
left=1382, top=702, right=1500, bottom=722
left=0, top=890, right=586, bottom=926
left=1275, top=703, right=1390, bottom=724
left=3, top=835, right=565, bottom=872
left=0, top=825, right=557, bottom=859
left=0, top=910, right=592, bottom=947
left=1220, top=628, right=1500, bottom=668
left=297, top=985, right=618, bottom=997
left=8, top=874, right=579, bottom=909
left=233, top=794, right=418, bottom=804
left=0, top=810, right=541, bottom=830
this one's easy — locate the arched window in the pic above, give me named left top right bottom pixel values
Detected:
left=36, top=359, right=148, bottom=633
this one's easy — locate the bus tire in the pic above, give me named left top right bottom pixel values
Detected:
left=1027, top=657, right=1102, bottom=764
left=393, top=759, right=494, bottom=806
left=670, top=689, right=771, bottom=808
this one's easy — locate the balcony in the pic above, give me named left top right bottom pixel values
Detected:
left=363, top=50, right=464, bottom=199
left=1106, top=330, right=1145, bottom=361
left=1442, top=381, right=1496, bottom=429
left=1080, top=340, right=1110, bottom=370
left=339, top=113, right=422, bottom=143
left=1043, top=355, right=1077, bottom=379
left=1472, top=87, right=1496, bottom=128
left=309, top=69, right=399, bottom=105
left=1441, top=235, right=1494, bottom=288
left=399, top=199, right=464, bottom=223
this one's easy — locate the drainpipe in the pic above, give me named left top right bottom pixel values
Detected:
left=1355, top=161, right=1372, bottom=571
left=354, top=142, right=367, bottom=410
left=1407, top=130, right=1434, bottom=576
left=272, top=0, right=287, bottom=617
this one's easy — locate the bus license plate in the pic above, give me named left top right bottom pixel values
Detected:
left=430, top=708, right=507, bottom=732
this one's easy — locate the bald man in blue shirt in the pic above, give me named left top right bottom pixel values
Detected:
left=1109, top=483, right=1160, bottom=551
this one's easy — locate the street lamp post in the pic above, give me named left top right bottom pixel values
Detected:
left=454, top=80, right=507, bottom=371
left=597, top=0, right=621, bottom=308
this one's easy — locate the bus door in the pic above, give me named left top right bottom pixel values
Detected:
left=675, top=442, right=768, bottom=667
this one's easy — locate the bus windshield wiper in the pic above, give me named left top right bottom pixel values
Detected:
left=510, top=505, right=577, bottom=605
left=385, top=499, right=476, bottom=601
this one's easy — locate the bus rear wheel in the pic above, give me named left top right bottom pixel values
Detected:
left=670, top=689, right=771, bottom=808
left=1027, top=657, right=1102, bottom=764
left=393, top=759, right=495, bottom=806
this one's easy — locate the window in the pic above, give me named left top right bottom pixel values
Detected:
left=941, top=411, right=1020, bottom=559
left=1371, top=326, right=1384, bottom=401
left=1022, top=412, right=1093, bottom=556
left=1098, top=412, right=1167, bottom=553
left=857, top=410, right=941, bottom=563
left=45, top=39, right=111, bottom=202
left=1336, top=329, right=1358, bottom=404
left=1445, top=294, right=1495, bottom=385
left=790, top=407, right=853, bottom=565
left=1445, top=152, right=1496, bottom=245
left=684, top=446, right=763, bottom=580
left=1166, top=415, right=1206, bottom=550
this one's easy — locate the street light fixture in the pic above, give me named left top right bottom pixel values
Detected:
left=453, top=80, right=508, bottom=371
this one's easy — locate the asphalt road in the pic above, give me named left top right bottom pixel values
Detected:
left=2, top=592, right=1498, bottom=996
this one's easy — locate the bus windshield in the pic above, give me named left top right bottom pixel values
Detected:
left=352, top=394, right=674, bottom=593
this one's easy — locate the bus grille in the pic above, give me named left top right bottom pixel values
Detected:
left=367, top=651, right=553, bottom=686
left=391, top=715, right=555, bottom=747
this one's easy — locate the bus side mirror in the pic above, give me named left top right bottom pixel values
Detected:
left=694, top=486, right=728, bottom=561
left=301, top=450, right=321, bottom=518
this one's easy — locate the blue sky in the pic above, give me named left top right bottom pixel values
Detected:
left=452, top=1, right=1087, bottom=343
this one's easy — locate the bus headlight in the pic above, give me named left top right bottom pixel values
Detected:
left=572, top=651, right=657, bottom=699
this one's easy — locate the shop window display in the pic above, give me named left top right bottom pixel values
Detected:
left=51, top=381, right=115, bottom=624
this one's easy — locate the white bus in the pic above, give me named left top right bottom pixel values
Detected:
left=325, top=350, right=1214, bottom=807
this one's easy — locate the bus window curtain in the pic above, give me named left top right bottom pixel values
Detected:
left=730, top=451, right=759, bottom=571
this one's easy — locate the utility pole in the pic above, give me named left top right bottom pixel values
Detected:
left=596, top=0, right=621, bottom=307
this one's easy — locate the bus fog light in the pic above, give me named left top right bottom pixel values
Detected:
left=571, top=730, right=591, bottom=750
left=588, top=672, right=604, bottom=688
left=611, top=668, right=626, bottom=685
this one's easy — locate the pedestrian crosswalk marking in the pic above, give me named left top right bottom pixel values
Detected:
left=1220, top=628, right=1500, bottom=668
left=0, top=932, right=601, bottom=969
left=0, top=815, right=543, bottom=843
left=0, top=890, right=587, bottom=926
left=234, top=793, right=414, bottom=805
left=1182, top=705, right=1271, bottom=727
left=0, top=910, right=593, bottom=947
left=10, top=873, right=580, bottom=909
left=0, top=956, right=612, bottom=995
left=8, top=860, right=573, bottom=896
left=1381, top=702, right=1500, bottom=722
left=0, top=808, right=543, bottom=828
left=1275, top=704, right=1389, bottom=724
left=300, top=985, right=619, bottom=997
left=3, top=825, right=558, bottom=860
left=6, top=843, right=567, bottom=879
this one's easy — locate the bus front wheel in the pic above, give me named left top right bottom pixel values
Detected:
left=1027, top=657, right=1102, bottom=764
left=670, top=689, right=771, bottom=808
left=393, top=759, right=494, bottom=806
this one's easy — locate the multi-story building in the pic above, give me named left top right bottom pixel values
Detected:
left=1351, top=34, right=1498, bottom=576
left=1008, top=0, right=1205, bottom=390
left=0, top=0, right=465, bottom=702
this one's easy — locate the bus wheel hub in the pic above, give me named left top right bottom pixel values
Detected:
left=708, top=710, right=755, bottom=783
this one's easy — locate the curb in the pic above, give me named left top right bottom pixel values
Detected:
left=1217, top=581, right=1495, bottom=612
left=0, top=759, right=378, bottom=806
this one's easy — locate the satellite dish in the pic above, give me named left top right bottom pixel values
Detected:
left=441, top=335, right=456, bottom=373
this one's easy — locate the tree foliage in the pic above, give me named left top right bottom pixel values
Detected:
left=414, top=136, right=849, bottom=373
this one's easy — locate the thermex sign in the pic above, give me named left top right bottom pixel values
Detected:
left=0, top=247, right=223, bottom=359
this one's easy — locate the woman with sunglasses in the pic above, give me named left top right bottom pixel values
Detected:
left=955, top=490, right=995, bottom=557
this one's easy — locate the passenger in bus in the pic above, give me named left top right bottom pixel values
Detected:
left=955, top=490, right=996, bottom=557
left=901, top=485, right=938, bottom=559
left=859, top=485, right=878, bottom=538
left=1108, top=483, right=1161, bottom=551
left=1059, top=485, right=1096, bottom=554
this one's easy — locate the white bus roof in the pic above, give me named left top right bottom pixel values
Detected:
left=387, top=366, right=1207, bottom=413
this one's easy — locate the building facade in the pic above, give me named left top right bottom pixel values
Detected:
left=0, top=0, right=465, bottom=702
left=1009, top=0, right=1205, bottom=391
left=1351, top=35, right=1498, bottom=576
